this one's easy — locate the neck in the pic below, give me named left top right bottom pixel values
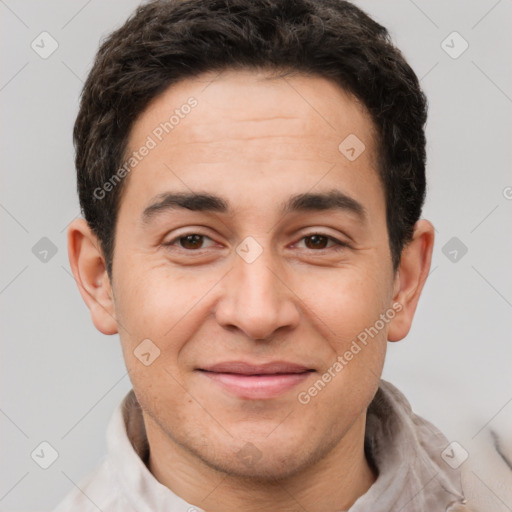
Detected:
left=144, top=412, right=376, bottom=512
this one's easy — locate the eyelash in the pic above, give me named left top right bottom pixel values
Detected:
left=163, top=233, right=349, bottom=252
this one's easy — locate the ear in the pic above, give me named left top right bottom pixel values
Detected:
left=67, top=218, right=118, bottom=335
left=387, top=219, right=435, bottom=342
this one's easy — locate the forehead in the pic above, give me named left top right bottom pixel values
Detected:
left=130, top=69, right=377, bottom=152
left=120, top=69, right=383, bottom=218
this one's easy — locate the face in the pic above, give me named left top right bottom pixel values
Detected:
left=107, top=69, right=399, bottom=479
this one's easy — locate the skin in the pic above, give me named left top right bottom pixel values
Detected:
left=68, top=69, right=434, bottom=511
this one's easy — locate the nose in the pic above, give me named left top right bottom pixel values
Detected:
left=214, top=245, right=300, bottom=340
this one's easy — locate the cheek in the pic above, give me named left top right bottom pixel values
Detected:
left=293, top=265, right=390, bottom=403
left=112, top=261, right=222, bottom=371
left=296, top=282, right=388, bottom=423
left=114, top=261, right=195, bottom=334
left=298, top=263, right=391, bottom=345
left=113, top=266, right=198, bottom=420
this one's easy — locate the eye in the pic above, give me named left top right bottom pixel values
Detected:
left=164, top=233, right=216, bottom=250
left=163, top=232, right=348, bottom=253
left=296, top=234, right=348, bottom=251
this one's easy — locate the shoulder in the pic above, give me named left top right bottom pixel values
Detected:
left=375, top=380, right=512, bottom=512
left=51, top=458, right=135, bottom=512
left=460, top=427, right=512, bottom=512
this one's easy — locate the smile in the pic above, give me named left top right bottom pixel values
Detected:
left=196, top=361, right=315, bottom=400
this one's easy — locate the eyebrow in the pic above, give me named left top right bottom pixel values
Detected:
left=141, top=189, right=367, bottom=224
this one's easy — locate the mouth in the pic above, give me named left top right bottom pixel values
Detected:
left=196, top=361, right=315, bottom=400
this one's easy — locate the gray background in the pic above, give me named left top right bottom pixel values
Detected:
left=1, top=0, right=511, bottom=510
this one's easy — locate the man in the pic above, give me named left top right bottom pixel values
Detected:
left=55, top=0, right=485, bottom=510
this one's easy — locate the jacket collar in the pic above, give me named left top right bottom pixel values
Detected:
left=349, top=380, right=469, bottom=511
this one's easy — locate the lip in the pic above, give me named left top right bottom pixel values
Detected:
left=196, top=361, right=314, bottom=400
left=200, top=361, right=312, bottom=374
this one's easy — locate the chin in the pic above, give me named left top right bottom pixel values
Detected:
left=200, top=450, right=306, bottom=482
left=190, top=430, right=338, bottom=483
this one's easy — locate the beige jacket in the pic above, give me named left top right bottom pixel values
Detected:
left=53, top=380, right=506, bottom=511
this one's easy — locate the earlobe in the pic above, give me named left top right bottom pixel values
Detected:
left=387, top=219, right=435, bottom=342
left=67, top=218, right=118, bottom=335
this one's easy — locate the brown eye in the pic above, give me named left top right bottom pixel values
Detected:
left=304, top=234, right=329, bottom=249
left=296, top=233, right=348, bottom=252
left=163, top=232, right=217, bottom=252
left=179, top=234, right=205, bottom=250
